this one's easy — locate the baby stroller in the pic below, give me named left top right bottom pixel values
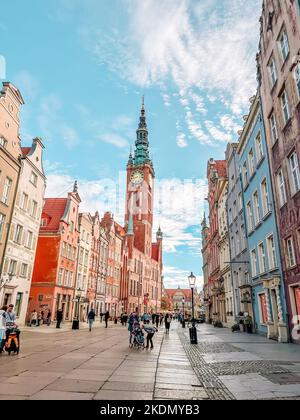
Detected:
left=5, top=328, right=20, bottom=355
left=130, top=324, right=145, bottom=349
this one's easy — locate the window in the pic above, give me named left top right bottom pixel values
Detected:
left=242, top=162, right=248, bottom=186
left=233, top=201, right=237, bottom=219
left=258, top=242, right=266, bottom=273
left=269, top=113, right=278, bottom=144
left=277, top=170, right=287, bottom=207
left=289, top=152, right=300, bottom=195
left=61, top=242, right=66, bottom=257
left=256, top=133, right=264, bottom=162
left=228, top=208, right=232, bottom=224
left=278, top=29, right=289, bottom=62
left=26, top=231, right=33, bottom=249
left=64, top=270, right=69, bottom=286
left=70, top=221, right=74, bottom=233
left=58, top=268, right=64, bottom=285
left=41, top=218, right=48, bottom=227
left=86, top=233, right=90, bottom=244
left=0, top=136, right=7, bottom=148
left=69, top=272, right=73, bottom=288
left=30, top=200, right=37, bottom=218
left=15, top=293, right=23, bottom=317
left=238, top=192, right=243, bottom=211
left=14, top=225, right=23, bottom=244
left=281, top=90, right=290, bottom=124
left=8, top=259, right=17, bottom=275
left=261, top=178, right=269, bottom=216
left=268, top=56, right=277, bottom=87
left=253, top=191, right=260, bottom=225
left=20, top=263, right=28, bottom=277
left=248, top=149, right=255, bottom=176
left=259, top=294, right=268, bottom=324
left=247, top=202, right=253, bottom=232
left=2, top=178, right=12, bottom=204
left=30, top=171, right=38, bottom=187
left=267, top=235, right=277, bottom=270
left=251, top=249, right=257, bottom=277
left=295, top=64, right=300, bottom=98
left=0, top=213, right=5, bottom=239
left=286, top=237, right=296, bottom=268
left=236, top=230, right=240, bottom=255
left=20, top=193, right=28, bottom=211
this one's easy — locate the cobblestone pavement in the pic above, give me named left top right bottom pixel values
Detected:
left=0, top=321, right=299, bottom=400
left=180, top=324, right=300, bottom=400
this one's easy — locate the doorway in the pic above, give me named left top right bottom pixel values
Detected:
left=271, top=289, right=279, bottom=339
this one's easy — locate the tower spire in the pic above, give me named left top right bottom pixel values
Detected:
left=133, top=96, right=151, bottom=166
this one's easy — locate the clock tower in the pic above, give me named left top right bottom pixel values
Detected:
left=125, top=98, right=155, bottom=256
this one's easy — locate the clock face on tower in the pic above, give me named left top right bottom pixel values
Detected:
left=130, top=170, right=144, bottom=186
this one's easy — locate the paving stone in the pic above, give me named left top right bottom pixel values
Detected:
left=109, top=375, right=155, bottom=384
left=30, top=390, right=94, bottom=400
left=0, top=382, right=46, bottom=396
left=94, top=390, right=153, bottom=400
left=46, top=379, right=104, bottom=393
left=63, top=369, right=111, bottom=381
left=102, top=381, right=154, bottom=392
left=154, top=389, right=209, bottom=400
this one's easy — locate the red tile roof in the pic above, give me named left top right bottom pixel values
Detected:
left=41, top=198, right=68, bottom=232
left=164, top=289, right=192, bottom=299
left=21, top=147, right=31, bottom=157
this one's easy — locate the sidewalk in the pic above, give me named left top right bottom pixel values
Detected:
left=21, top=320, right=108, bottom=334
left=179, top=323, right=300, bottom=400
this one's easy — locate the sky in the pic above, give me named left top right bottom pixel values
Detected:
left=0, top=0, right=261, bottom=290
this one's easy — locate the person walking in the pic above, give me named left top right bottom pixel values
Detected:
left=88, top=308, right=95, bottom=332
left=155, top=313, right=160, bottom=329
left=104, top=310, right=110, bottom=328
left=144, top=325, right=157, bottom=350
left=0, top=306, right=7, bottom=353
left=30, top=310, right=38, bottom=327
left=4, top=304, right=19, bottom=345
left=164, top=313, right=171, bottom=335
left=46, top=310, right=51, bottom=326
left=37, top=311, right=42, bottom=327
left=56, top=308, right=63, bottom=329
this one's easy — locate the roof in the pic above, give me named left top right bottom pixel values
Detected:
left=164, top=288, right=192, bottom=299
left=21, top=147, right=31, bottom=157
left=114, top=222, right=126, bottom=237
left=41, top=198, right=68, bottom=232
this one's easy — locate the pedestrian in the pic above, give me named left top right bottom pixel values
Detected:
left=30, top=310, right=38, bottom=327
left=160, top=313, right=164, bottom=326
left=155, top=313, right=159, bottom=329
left=128, top=312, right=137, bottom=345
left=164, top=313, right=171, bottom=335
left=56, top=308, right=63, bottom=329
left=41, top=310, right=44, bottom=325
left=37, top=311, right=42, bottom=327
left=152, top=313, right=156, bottom=324
left=143, top=325, right=157, bottom=350
left=0, top=305, right=7, bottom=353
left=88, top=308, right=95, bottom=332
left=4, top=304, right=19, bottom=344
left=104, top=310, right=110, bottom=328
left=46, top=310, right=51, bottom=326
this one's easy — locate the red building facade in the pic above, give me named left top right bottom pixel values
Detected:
left=29, top=183, right=81, bottom=321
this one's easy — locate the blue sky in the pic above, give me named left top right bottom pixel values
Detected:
left=0, top=0, right=261, bottom=289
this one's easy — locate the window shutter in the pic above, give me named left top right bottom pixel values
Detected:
left=9, top=224, right=15, bottom=241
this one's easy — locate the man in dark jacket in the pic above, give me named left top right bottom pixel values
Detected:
left=88, top=308, right=95, bottom=331
left=104, top=311, right=110, bottom=328
left=56, top=308, right=63, bottom=329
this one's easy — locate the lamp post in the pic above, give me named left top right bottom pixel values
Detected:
left=0, top=272, right=14, bottom=291
left=182, top=297, right=185, bottom=328
left=188, top=272, right=198, bottom=344
left=72, top=287, right=84, bottom=330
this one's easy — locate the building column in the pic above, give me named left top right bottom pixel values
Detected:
left=275, top=284, right=288, bottom=343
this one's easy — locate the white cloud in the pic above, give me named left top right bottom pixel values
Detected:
left=163, top=266, right=203, bottom=289
left=100, top=133, right=129, bottom=148
left=176, top=132, right=187, bottom=148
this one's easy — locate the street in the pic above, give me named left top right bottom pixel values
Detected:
left=0, top=322, right=299, bottom=400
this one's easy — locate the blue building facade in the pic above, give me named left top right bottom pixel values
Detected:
left=238, top=95, right=288, bottom=342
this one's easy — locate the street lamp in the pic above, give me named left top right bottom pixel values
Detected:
left=72, top=287, right=84, bottom=330
left=0, top=272, right=14, bottom=290
left=188, top=272, right=198, bottom=344
left=182, top=297, right=185, bottom=328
